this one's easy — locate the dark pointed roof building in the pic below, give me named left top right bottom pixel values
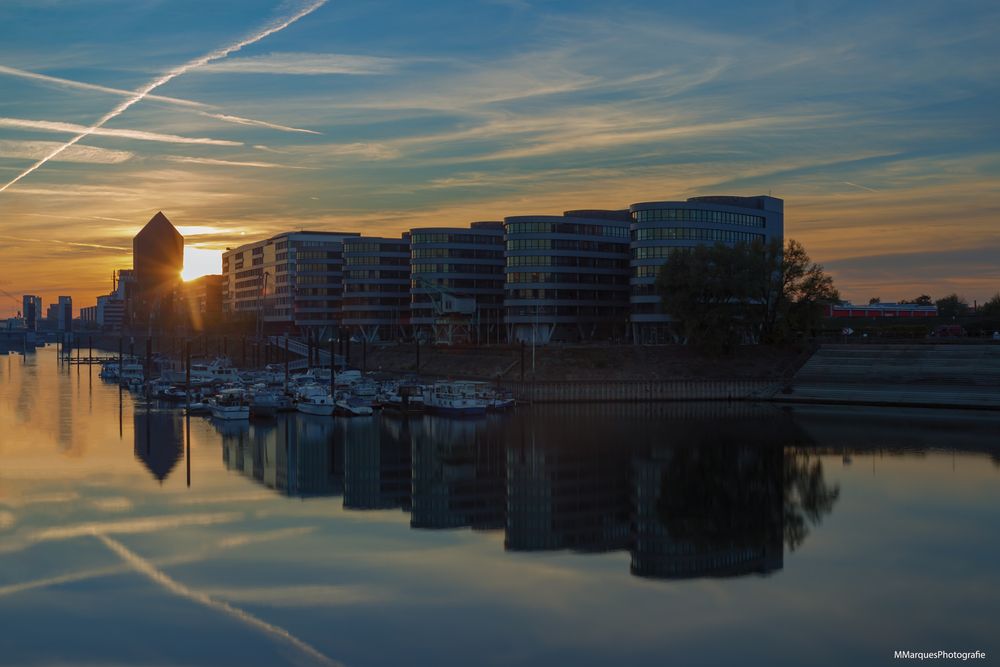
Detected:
left=132, top=212, right=184, bottom=326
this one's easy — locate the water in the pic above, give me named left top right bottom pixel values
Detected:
left=1, top=347, right=998, bottom=666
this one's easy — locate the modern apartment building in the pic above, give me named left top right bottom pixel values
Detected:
left=409, top=222, right=505, bottom=344
left=503, top=210, right=631, bottom=343
left=341, top=234, right=412, bottom=342
left=628, top=195, right=784, bottom=344
left=222, top=230, right=359, bottom=337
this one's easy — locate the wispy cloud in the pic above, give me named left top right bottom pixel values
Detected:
left=199, top=52, right=398, bottom=75
left=0, top=64, right=322, bottom=134
left=0, top=139, right=133, bottom=164
left=0, top=0, right=328, bottom=192
left=98, top=534, right=342, bottom=667
left=166, top=155, right=307, bottom=169
left=0, top=118, right=242, bottom=146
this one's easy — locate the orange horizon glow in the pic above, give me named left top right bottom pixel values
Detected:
left=181, top=247, right=223, bottom=282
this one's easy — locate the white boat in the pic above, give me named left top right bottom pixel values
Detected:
left=335, top=395, right=374, bottom=416
left=209, top=389, right=249, bottom=420
left=189, top=357, right=242, bottom=386
left=297, top=393, right=334, bottom=416
left=423, top=381, right=489, bottom=417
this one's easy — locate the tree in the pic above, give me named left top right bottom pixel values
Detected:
left=901, top=294, right=932, bottom=306
left=654, top=242, right=753, bottom=353
left=868, top=297, right=881, bottom=305
left=979, top=293, right=1000, bottom=317
left=935, top=293, right=969, bottom=320
left=655, top=238, right=839, bottom=351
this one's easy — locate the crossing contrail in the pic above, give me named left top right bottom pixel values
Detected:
left=98, top=533, right=342, bottom=666
left=0, top=0, right=327, bottom=194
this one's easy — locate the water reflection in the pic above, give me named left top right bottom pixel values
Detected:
left=133, top=406, right=184, bottom=483
left=211, top=405, right=843, bottom=581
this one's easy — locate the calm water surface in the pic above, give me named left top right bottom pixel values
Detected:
left=1, top=348, right=998, bottom=666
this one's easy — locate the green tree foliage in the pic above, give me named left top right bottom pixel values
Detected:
left=935, top=293, right=969, bottom=319
left=868, top=297, right=881, bottom=305
left=655, top=238, right=839, bottom=350
left=979, top=293, right=1000, bottom=317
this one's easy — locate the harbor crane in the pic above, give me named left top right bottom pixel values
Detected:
left=412, top=274, right=477, bottom=344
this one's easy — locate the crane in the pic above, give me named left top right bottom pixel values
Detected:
left=412, top=274, right=477, bottom=344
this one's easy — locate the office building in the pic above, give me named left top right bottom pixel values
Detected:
left=222, top=230, right=359, bottom=337
left=409, top=222, right=505, bottom=344
left=504, top=210, right=631, bottom=343
left=56, top=296, right=72, bottom=332
left=21, top=295, right=41, bottom=331
left=628, top=195, right=784, bottom=344
left=342, top=234, right=411, bottom=342
left=132, top=212, right=184, bottom=327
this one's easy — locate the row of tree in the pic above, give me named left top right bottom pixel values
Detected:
left=655, top=238, right=838, bottom=352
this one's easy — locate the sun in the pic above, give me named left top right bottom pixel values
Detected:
left=181, top=247, right=223, bottom=281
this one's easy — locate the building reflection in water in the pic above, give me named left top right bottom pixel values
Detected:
left=410, top=417, right=504, bottom=530
left=214, top=403, right=840, bottom=581
left=221, top=416, right=343, bottom=497
left=134, top=406, right=184, bottom=483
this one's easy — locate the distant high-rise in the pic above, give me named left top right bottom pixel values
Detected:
left=57, top=296, right=72, bottom=333
left=22, top=295, right=42, bottom=331
left=132, top=212, right=184, bottom=326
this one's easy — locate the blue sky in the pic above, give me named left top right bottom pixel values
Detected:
left=0, top=0, right=998, bottom=313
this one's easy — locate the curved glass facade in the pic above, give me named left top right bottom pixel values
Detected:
left=341, top=234, right=411, bottom=342
left=504, top=212, right=631, bottom=344
left=628, top=196, right=784, bottom=344
left=409, top=222, right=505, bottom=344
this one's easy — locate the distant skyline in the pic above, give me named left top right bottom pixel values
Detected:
left=1, top=0, right=998, bottom=317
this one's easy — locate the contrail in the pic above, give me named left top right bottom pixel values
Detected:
left=843, top=181, right=879, bottom=193
left=0, top=65, right=320, bottom=134
left=0, top=0, right=327, bottom=194
left=97, top=533, right=342, bottom=666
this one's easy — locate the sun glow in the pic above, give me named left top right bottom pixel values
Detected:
left=182, top=247, right=223, bottom=281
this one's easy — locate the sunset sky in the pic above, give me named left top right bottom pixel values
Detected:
left=1, top=0, right=998, bottom=317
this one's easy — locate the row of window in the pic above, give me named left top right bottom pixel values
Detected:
left=505, top=305, right=629, bottom=317
left=410, top=232, right=503, bottom=246
left=343, top=241, right=408, bottom=254
left=505, top=255, right=627, bottom=269
left=507, top=239, right=628, bottom=252
left=343, top=297, right=411, bottom=307
left=296, top=250, right=341, bottom=260
left=411, top=263, right=504, bottom=275
left=631, top=208, right=766, bottom=228
left=343, top=283, right=410, bottom=293
left=632, top=228, right=764, bottom=253
left=505, top=289, right=631, bottom=301
left=344, top=255, right=409, bottom=266
left=505, top=222, right=629, bottom=238
left=506, top=272, right=629, bottom=286
left=411, top=248, right=503, bottom=260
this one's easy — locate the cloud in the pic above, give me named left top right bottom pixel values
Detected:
left=0, top=139, right=133, bottom=164
left=201, top=112, right=320, bottom=134
left=165, top=156, right=307, bottom=169
left=0, top=0, right=328, bottom=192
left=0, top=118, right=242, bottom=146
left=0, top=511, right=14, bottom=530
left=202, top=584, right=392, bottom=607
left=198, top=52, right=398, bottom=75
left=29, top=512, right=242, bottom=542
left=0, top=64, right=322, bottom=134
left=98, top=534, right=343, bottom=667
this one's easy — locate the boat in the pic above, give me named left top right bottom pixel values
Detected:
left=119, top=363, right=144, bottom=386
left=209, top=388, right=249, bottom=420
left=383, top=384, right=426, bottom=414
left=250, top=388, right=292, bottom=419
left=160, top=385, right=189, bottom=403
left=423, top=381, right=489, bottom=416
left=297, top=393, right=335, bottom=416
left=185, top=401, right=211, bottom=416
left=335, top=395, right=374, bottom=416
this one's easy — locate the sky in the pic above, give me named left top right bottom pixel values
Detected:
left=0, top=0, right=998, bottom=317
